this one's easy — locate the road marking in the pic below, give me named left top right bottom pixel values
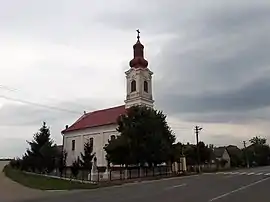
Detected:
left=255, top=173, right=263, bottom=175
left=239, top=172, right=246, bottom=175
left=46, top=190, right=68, bottom=192
left=209, top=177, right=270, bottom=201
left=231, top=172, right=239, bottom=175
left=247, top=172, right=254, bottom=175
left=165, top=183, right=187, bottom=190
left=265, top=173, right=270, bottom=176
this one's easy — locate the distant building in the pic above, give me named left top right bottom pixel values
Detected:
left=61, top=32, right=154, bottom=167
left=212, top=147, right=231, bottom=169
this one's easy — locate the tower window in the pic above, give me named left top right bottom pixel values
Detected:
left=131, top=80, right=136, bottom=92
left=144, top=81, right=148, bottom=92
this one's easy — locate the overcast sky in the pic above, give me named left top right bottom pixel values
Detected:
left=0, top=0, right=270, bottom=158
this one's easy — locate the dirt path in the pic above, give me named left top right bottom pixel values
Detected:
left=0, top=161, right=48, bottom=202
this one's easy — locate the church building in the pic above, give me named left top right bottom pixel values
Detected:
left=62, top=31, right=155, bottom=167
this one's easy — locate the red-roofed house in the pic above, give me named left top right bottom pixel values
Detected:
left=62, top=31, right=155, bottom=167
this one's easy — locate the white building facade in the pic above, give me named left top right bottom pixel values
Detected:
left=62, top=32, right=154, bottom=167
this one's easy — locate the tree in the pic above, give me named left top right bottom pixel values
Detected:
left=80, top=140, right=95, bottom=171
left=9, top=158, right=22, bottom=169
left=170, top=142, right=183, bottom=163
left=57, top=150, right=67, bottom=177
left=105, top=135, right=131, bottom=166
left=23, top=122, right=57, bottom=173
left=249, top=136, right=267, bottom=145
left=71, top=157, right=80, bottom=178
left=245, top=136, right=270, bottom=166
left=198, top=142, right=212, bottom=164
left=104, top=106, right=175, bottom=166
left=183, top=144, right=197, bottom=165
left=179, top=142, right=211, bottom=166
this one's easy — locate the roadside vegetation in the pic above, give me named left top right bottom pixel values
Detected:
left=3, top=165, right=101, bottom=190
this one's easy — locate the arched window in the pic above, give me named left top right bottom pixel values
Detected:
left=111, top=135, right=116, bottom=140
left=131, top=80, right=136, bottom=92
left=144, top=81, right=148, bottom=92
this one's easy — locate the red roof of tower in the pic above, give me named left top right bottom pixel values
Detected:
left=129, top=29, right=148, bottom=68
left=62, top=105, right=126, bottom=133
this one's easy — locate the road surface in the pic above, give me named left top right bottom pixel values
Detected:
left=0, top=161, right=49, bottom=202
left=20, top=166, right=270, bottom=202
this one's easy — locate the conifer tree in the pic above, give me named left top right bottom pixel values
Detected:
left=24, top=122, right=57, bottom=173
left=80, top=140, right=95, bottom=171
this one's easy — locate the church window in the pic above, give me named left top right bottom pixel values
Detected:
left=72, top=140, right=75, bottom=151
left=144, top=81, right=148, bottom=92
left=131, top=80, right=136, bottom=92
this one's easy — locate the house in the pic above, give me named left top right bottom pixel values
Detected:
left=61, top=31, right=155, bottom=167
left=226, top=145, right=243, bottom=167
left=213, top=147, right=231, bottom=169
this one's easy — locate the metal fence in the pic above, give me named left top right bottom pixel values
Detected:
left=46, top=165, right=174, bottom=183
left=108, top=166, right=173, bottom=181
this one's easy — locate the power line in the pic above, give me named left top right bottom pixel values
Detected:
left=0, top=83, right=90, bottom=113
left=0, top=94, right=82, bottom=115
left=0, top=85, right=17, bottom=92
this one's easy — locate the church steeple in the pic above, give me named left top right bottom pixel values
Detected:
left=129, top=29, right=148, bottom=69
left=125, top=30, right=154, bottom=109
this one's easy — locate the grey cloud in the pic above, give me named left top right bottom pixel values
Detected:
left=157, top=75, right=270, bottom=114
left=151, top=3, right=270, bottom=124
left=203, top=5, right=270, bottom=37
left=96, top=1, right=270, bottom=34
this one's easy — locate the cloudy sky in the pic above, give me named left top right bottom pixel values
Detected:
left=0, top=0, right=270, bottom=158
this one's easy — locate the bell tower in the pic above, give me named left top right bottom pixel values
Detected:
left=124, top=30, right=154, bottom=108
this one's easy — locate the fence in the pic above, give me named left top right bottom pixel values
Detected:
left=108, top=166, right=173, bottom=181
left=45, top=165, right=175, bottom=183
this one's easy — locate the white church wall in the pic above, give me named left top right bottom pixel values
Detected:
left=63, top=124, right=119, bottom=167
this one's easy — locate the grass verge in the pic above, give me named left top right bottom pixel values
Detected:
left=3, top=166, right=197, bottom=190
left=3, top=166, right=103, bottom=190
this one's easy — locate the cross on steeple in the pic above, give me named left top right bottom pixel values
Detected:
left=136, top=29, right=140, bottom=40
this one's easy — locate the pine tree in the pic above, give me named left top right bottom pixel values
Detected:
left=23, top=122, right=57, bottom=173
left=57, top=150, right=67, bottom=176
left=80, top=140, right=95, bottom=171
left=71, top=157, right=80, bottom=178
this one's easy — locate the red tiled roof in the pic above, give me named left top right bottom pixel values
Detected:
left=62, top=105, right=126, bottom=133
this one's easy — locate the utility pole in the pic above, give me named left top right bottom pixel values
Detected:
left=195, top=126, right=202, bottom=173
left=243, top=141, right=249, bottom=168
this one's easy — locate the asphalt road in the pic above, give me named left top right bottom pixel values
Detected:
left=20, top=166, right=270, bottom=202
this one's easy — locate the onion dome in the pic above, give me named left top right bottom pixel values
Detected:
left=129, top=29, right=148, bottom=68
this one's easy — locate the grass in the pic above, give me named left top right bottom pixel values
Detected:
left=3, top=166, right=199, bottom=190
left=3, top=166, right=104, bottom=190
